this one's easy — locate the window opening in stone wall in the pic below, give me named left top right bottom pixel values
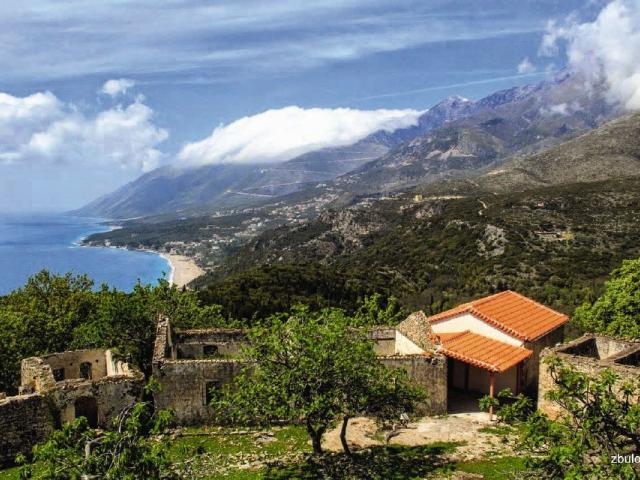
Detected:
left=79, top=362, right=93, bottom=380
left=203, top=344, right=219, bottom=357
left=204, top=380, right=221, bottom=405
left=53, top=368, right=65, bottom=381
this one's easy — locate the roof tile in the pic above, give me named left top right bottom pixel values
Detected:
left=433, top=331, right=533, bottom=372
left=427, top=291, right=568, bottom=341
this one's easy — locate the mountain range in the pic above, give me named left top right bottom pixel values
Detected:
left=193, top=110, right=640, bottom=318
left=80, top=69, right=640, bottom=319
left=75, top=72, right=616, bottom=220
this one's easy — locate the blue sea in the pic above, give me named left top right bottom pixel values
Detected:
left=0, top=213, right=170, bottom=295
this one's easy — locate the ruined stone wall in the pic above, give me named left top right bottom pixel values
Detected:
left=38, top=350, right=108, bottom=380
left=538, top=335, right=640, bottom=418
left=153, top=359, right=248, bottom=425
left=380, top=355, right=447, bottom=416
left=51, top=375, right=144, bottom=427
left=367, top=328, right=397, bottom=356
left=172, top=329, right=247, bottom=359
left=20, top=357, right=56, bottom=393
left=523, top=325, right=565, bottom=396
left=152, top=316, right=446, bottom=425
left=0, top=394, right=53, bottom=467
left=19, top=350, right=144, bottom=428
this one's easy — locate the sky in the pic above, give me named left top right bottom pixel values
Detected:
left=0, top=0, right=634, bottom=212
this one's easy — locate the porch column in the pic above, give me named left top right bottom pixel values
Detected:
left=488, top=372, right=495, bottom=419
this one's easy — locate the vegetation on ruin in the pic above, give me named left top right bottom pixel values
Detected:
left=210, top=305, right=424, bottom=455
left=519, top=356, right=640, bottom=479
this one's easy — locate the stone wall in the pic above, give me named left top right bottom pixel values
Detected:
left=172, top=329, right=247, bottom=360
left=523, top=325, right=565, bottom=396
left=538, top=334, right=640, bottom=418
left=50, top=375, right=145, bottom=427
left=153, top=317, right=448, bottom=424
left=19, top=349, right=144, bottom=428
left=0, top=394, right=53, bottom=467
left=367, top=328, right=397, bottom=356
left=152, top=317, right=250, bottom=425
left=396, top=311, right=434, bottom=351
left=153, top=359, right=248, bottom=425
left=380, top=355, right=447, bottom=416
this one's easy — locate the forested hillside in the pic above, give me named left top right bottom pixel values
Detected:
left=197, top=177, right=640, bottom=320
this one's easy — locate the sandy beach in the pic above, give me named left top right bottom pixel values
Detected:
left=160, top=253, right=206, bottom=288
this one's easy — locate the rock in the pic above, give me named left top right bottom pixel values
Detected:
left=450, top=472, right=484, bottom=479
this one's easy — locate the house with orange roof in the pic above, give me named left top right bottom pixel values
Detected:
left=424, top=290, right=568, bottom=408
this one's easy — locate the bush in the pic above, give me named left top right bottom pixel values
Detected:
left=479, top=388, right=533, bottom=424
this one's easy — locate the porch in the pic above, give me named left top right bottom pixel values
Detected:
left=433, top=331, right=533, bottom=415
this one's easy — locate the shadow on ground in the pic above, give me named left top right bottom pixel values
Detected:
left=263, top=443, right=459, bottom=480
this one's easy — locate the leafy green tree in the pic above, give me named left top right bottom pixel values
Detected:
left=71, top=279, right=231, bottom=375
left=211, top=306, right=424, bottom=455
left=573, top=258, right=640, bottom=338
left=0, top=271, right=231, bottom=393
left=19, top=402, right=176, bottom=480
left=352, top=293, right=405, bottom=327
left=0, top=271, right=96, bottom=393
left=520, top=356, right=640, bottom=479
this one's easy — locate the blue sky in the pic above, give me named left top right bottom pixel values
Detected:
left=0, top=0, right=611, bottom=211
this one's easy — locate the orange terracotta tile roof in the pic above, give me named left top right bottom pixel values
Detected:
left=433, top=331, right=533, bottom=372
left=427, top=290, right=569, bottom=341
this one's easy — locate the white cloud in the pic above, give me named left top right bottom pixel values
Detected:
left=0, top=2, right=553, bottom=82
left=541, top=0, right=640, bottom=110
left=0, top=91, right=167, bottom=171
left=178, top=106, right=423, bottom=166
left=100, top=78, right=136, bottom=97
left=517, top=57, right=536, bottom=74
left=540, top=103, right=570, bottom=116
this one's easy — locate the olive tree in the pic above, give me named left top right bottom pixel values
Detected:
left=573, top=258, right=640, bottom=339
left=211, top=306, right=424, bottom=455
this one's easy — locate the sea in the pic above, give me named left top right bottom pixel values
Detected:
left=0, top=213, right=170, bottom=295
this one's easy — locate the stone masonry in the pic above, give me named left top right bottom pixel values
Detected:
left=154, top=317, right=448, bottom=425
left=538, top=334, right=640, bottom=418
left=0, top=394, right=53, bottom=466
left=152, top=317, right=250, bottom=425
left=0, top=349, right=143, bottom=467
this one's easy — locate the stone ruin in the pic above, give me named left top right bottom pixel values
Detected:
left=152, top=317, right=249, bottom=425
left=151, top=314, right=448, bottom=426
left=538, top=334, right=640, bottom=417
left=0, top=312, right=452, bottom=466
left=0, top=349, right=143, bottom=466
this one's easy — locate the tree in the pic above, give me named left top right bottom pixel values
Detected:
left=71, top=279, right=231, bottom=375
left=0, top=271, right=96, bottom=394
left=352, top=293, right=405, bottom=327
left=0, top=271, right=232, bottom=393
left=520, top=356, right=640, bottom=479
left=210, top=306, right=424, bottom=455
left=573, top=258, right=640, bottom=338
left=19, top=402, right=176, bottom=480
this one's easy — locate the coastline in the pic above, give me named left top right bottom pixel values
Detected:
left=159, top=253, right=206, bottom=288
left=77, top=219, right=205, bottom=288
